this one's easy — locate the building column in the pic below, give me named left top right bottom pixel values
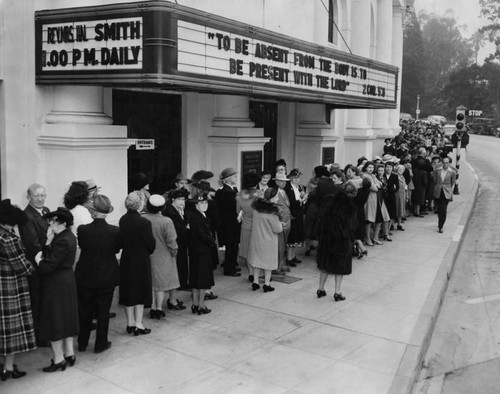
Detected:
left=208, top=95, right=268, bottom=184
left=345, top=0, right=375, bottom=161
left=39, top=85, right=129, bottom=223
left=295, top=103, right=338, bottom=177
left=372, top=0, right=394, bottom=154
left=389, top=5, right=404, bottom=133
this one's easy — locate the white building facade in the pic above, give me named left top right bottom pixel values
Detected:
left=0, top=0, right=409, bottom=220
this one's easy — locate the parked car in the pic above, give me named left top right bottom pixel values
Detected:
left=427, top=115, right=447, bottom=126
left=400, top=112, right=413, bottom=122
left=442, top=123, right=455, bottom=136
left=468, top=117, right=498, bottom=135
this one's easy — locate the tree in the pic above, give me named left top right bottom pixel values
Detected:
left=479, top=0, right=500, bottom=60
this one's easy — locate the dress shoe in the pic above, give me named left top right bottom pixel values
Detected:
left=109, top=312, right=117, bottom=319
left=126, top=325, right=135, bottom=334
left=235, top=267, right=242, bottom=272
left=286, top=260, right=296, bottom=267
left=248, top=275, right=254, bottom=282
left=64, top=355, right=76, bottom=367
left=364, top=240, right=374, bottom=246
left=316, top=289, right=327, bottom=298
left=204, top=292, right=218, bottom=300
left=421, top=211, right=428, bottom=215
left=224, top=272, right=241, bottom=277
left=357, top=250, right=368, bottom=259
left=134, top=327, right=151, bottom=336
left=292, top=257, right=302, bottom=264
left=197, top=306, right=211, bottom=315
left=263, top=284, right=275, bottom=293
left=252, top=283, right=260, bottom=291
left=42, top=359, right=68, bottom=373
left=191, top=305, right=199, bottom=314
left=414, top=214, right=424, bottom=218
left=438, top=228, right=443, bottom=233
left=381, top=236, right=392, bottom=242
left=95, top=342, right=112, bottom=354
left=167, top=299, right=186, bottom=310
left=149, top=309, right=160, bottom=319
left=1, top=365, right=27, bottom=381
left=333, top=293, right=346, bottom=302
left=78, top=344, right=87, bottom=352
left=397, top=225, right=404, bottom=231
left=372, top=239, right=383, bottom=245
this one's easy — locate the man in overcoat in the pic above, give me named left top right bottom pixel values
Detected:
left=432, top=156, right=456, bottom=233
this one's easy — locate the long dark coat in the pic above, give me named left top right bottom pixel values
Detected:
left=163, top=203, right=190, bottom=288
left=214, top=184, right=241, bottom=246
left=119, top=211, right=156, bottom=307
left=18, top=204, right=50, bottom=263
left=284, top=183, right=305, bottom=246
left=411, top=156, right=432, bottom=206
left=316, top=192, right=357, bottom=275
left=0, top=226, right=36, bottom=355
left=38, top=228, right=79, bottom=342
left=384, top=173, right=399, bottom=219
left=75, top=218, right=121, bottom=289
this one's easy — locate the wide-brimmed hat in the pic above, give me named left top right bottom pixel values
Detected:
left=168, top=188, right=190, bottom=200
left=85, top=179, right=101, bottom=192
left=44, top=207, right=74, bottom=226
left=191, top=181, right=215, bottom=193
left=242, top=173, right=261, bottom=190
left=175, top=173, right=192, bottom=183
left=220, top=167, right=237, bottom=180
left=273, top=173, right=290, bottom=181
left=288, top=168, right=302, bottom=178
left=191, top=170, right=214, bottom=182
left=92, top=194, right=114, bottom=214
left=0, top=199, right=28, bottom=226
left=188, top=193, right=209, bottom=203
left=382, top=154, right=395, bottom=163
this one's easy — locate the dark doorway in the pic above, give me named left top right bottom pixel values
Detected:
left=112, top=90, right=182, bottom=194
left=249, top=101, right=278, bottom=172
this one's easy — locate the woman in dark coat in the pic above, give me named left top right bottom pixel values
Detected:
left=411, top=148, right=432, bottom=216
left=35, top=207, right=79, bottom=372
left=187, top=194, right=217, bottom=315
left=119, top=192, right=156, bottom=336
left=0, top=200, right=35, bottom=381
left=382, top=162, right=399, bottom=240
left=284, top=169, right=306, bottom=265
left=316, top=183, right=357, bottom=302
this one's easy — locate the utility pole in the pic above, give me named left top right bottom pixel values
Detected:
left=416, top=94, right=420, bottom=120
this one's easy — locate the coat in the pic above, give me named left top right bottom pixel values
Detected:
left=215, top=184, right=241, bottom=246
left=247, top=199, right=282, bottom=270
left=38, top=228, right=79, bottom=342
left=143, top=212, right=179, bottom=291
left=18, top=204, right=50, bottom=263
left=236, top=194, right=256, bottom=260
left=119, top=211, right=156, bottom=307
left=0, top=226, right=36, bottom=355
left=75, top=218, right=121, bottom=289
left=284, top=183, right=305, bottom=245
left=384, top=173, right=399, bottom=219
left=432, top=167, right=456, bottom=200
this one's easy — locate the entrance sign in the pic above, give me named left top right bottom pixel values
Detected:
left=35, top=1, right=398, bottom=109
left=241, top=151, right=263, bottom=175
left=135, top=139, right=155, bottom=150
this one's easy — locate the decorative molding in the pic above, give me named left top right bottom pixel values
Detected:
left=37, top=136, right=133, bottom=150
left=45, top=111, right=113, bottom=125
left=208, top=136, right=270, bottom=145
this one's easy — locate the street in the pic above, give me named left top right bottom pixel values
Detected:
left=414, top=134, right=500, bottom=393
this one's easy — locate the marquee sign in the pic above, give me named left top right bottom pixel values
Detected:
left=35, top=1, right=398, bottom=109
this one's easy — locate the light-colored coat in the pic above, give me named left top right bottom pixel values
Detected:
left=248, top=206, right=283, bottom=270
left=432, top=168, right=456, bottom=200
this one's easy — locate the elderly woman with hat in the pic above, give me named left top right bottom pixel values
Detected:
left=144, top=195, right=184, bottom=319
left=273, top=173, right=292, bottom=273
left=187, top=193, right=217, bottom=315
left=34, top=207, right=79, bottom=372
left=236, top=173, right=263, bottom=282
left=119, top=192, right=156, bottom=336
left=75, top=195, right=121, bottom=354
left=0, top=200, right=35, bottom=381
left=284, top=168, right=306, bottom=265
left=164, top=188, right=191, bottom=290
left=214, top=167, right=241, bottom=277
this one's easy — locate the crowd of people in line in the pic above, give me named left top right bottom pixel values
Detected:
left=0, top=121, right=459, bottom=380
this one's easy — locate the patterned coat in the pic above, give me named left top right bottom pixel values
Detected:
left=0, top=226, right=36, bottom=355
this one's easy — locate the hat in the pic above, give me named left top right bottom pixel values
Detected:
left=264, top=187, right=279, bottom=201
left=275, top=158, right=287, bottom=167
left=373, top=156, right=383, bottom=162
left=188, top=193, right=209, bottom=203
left=149, top=194, right=166, bottom=207
left=44, top=207, right=74, bottom=226
left=0, top=199, right=28, bottom=226
left=175, top=173, right=192, bottom=183
left=92, top=194, right=114, bottom=214
left=288, top=168, right=302, bottom=178
left=382, top=154, right=395, bottom=163
left=314, top=165, right=331, bottom=178
left=191, top=181, right=215, bottom=193
left=242, top=173, right=261, bottom=190
left=85, top=179, right=100, bottom=191
left=129, top=172, right=150, bottom=191
left=260, top=170, right=272, bottom=177
left=191, top=170, right=214, bottom=182
left=168, top=188, right=190, bottom=200
left=220, top=167, right=237, bottom=180
left=273, top=173, right=290, bottom=181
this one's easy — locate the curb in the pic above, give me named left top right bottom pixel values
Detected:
left=388, top=162, right=480, bottom=394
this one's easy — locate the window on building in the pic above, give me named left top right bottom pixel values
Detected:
left=328, top=0, right=339, bottom=45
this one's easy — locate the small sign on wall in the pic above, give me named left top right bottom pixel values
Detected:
left=322, top=147, right=335, bottom=165
left=241, top=150, right=262, bottom=175
left=136, top=139, right=155, bottom=150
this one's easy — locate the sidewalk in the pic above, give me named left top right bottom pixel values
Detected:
left=4, top=163, right=478, bottom=394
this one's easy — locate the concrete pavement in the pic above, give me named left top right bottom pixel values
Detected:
left=3, top=162, right=478, bottom=394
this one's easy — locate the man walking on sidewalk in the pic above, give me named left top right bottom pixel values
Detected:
left=432, top=157, right=456, bottom=233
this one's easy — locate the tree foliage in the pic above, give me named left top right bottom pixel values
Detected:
left=479, top=0, right=500, bottom=60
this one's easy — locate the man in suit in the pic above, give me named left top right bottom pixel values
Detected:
left=75, top=194, right=121, bottom=353
left=432, top=156, right=456, bottom=233
left=18, top=183, right=50, bottom=346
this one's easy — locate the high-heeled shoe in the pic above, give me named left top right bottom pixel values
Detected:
left=263, top=284, right=275, bottom=293
left=333, top=293, right=346, bottom=302
left=64, top=355, right=76, bottom=367
left=134, top=327, right=151, bottom=336
left=191, top=305, right=199, bottom=314
left=167, top=299, right=186, bottom=310
left=364, top=240, right=374, bottom=246
left=42, top=359, right=68, bottom=373
left=1, top=365, right=27, bottom=381
left=197, top=306, right=211, bottom=315
left=149, top=309, right=159, bottom=319
left=126, top=325, right=135, bottom=334
left=292, top=257, right=302, bottom=264
left=381, top=236, right=392, bottom=242
left=357, top=250, right=368, bottom=259
left=397, top=225, right=404, bottom=231
left=252, top=283, right=260, bottom=291
left=316, top=289, right=327, bottom=298
left=373, top=239, right=383, bottom=245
